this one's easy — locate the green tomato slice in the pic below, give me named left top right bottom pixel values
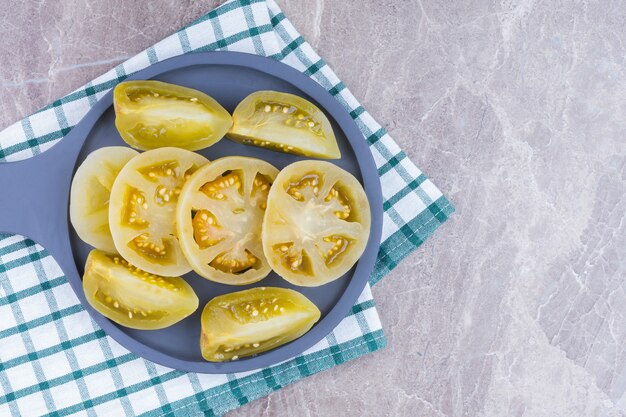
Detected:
left=176, top=156, right=278, bottom=285
left=70, top=146, right=138, bottom=252
left=83, top=250, right=199, bottom=330
left=200, top=287, right=321, bottom=361
left=108, top=147, right=209, bottom=276
left=227, top=90, right=341, bottom=159
left=114, top=80, right=232, bottom=151
left=263, top=161, right=371, bottom=287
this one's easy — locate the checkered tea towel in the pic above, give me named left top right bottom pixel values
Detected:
left=0, top=0, right=454, bottom=416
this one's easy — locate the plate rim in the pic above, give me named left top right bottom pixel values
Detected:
left=67, top=51, right=383, bottom=373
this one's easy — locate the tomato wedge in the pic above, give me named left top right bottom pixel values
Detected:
left=109, top=147, right=209, bottom=276
left=176, top=156, right=278, bottom=285
left=263, top=161, right=371, bottom=286
left=200, top=287, right=320, bottom=361
left=83, top=250, right=199, bottom=330
left=228, top=90, right=341, bottom=159
left=114, top=80, right=232, bottom=151
left=70, top=146, right=138, bottom=252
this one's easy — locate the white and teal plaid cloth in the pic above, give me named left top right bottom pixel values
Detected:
left=0, top=1, right=453, bottom=415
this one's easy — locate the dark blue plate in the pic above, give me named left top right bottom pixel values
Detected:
left=0, top=52, right=383, bottom=373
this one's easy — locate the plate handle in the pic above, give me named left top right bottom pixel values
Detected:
left=0, top=132, right=85, bottom=276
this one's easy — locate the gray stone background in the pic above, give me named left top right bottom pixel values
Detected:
left=1, top=1, right=624, bottom=416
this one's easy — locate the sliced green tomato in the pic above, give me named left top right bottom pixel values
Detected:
left=83, top=250, right=199, bottom=330
left=200, top=287, right=320, bottom=361
left=227, top=90, right=341, bottom=159
left=109, top=147, right=209, bottom=276
left=263, top=161, right=371, bottom=287
left=114, top=80, right=233, bottom=151
left=176, top=156, right=278, bottom=285
left=70, top=147, right=139, bottom=252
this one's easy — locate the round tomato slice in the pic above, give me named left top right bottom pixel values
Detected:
left=70, top=146, right=139, bottom=252
left=83, top=250, right=199, bottom=330
left=109, top=147, right=209, bottom=276
left=114, top=80, right=233, bottom=151
left=177, top=156, right=278, bottom=285
left=263, top=161, right=371, bottom=286
left=200, top=287, right=320, bottom=361
left=227, top=90, right=341, bottom=159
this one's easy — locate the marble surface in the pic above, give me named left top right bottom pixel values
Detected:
left=2, top=0, right=625, bottom=416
